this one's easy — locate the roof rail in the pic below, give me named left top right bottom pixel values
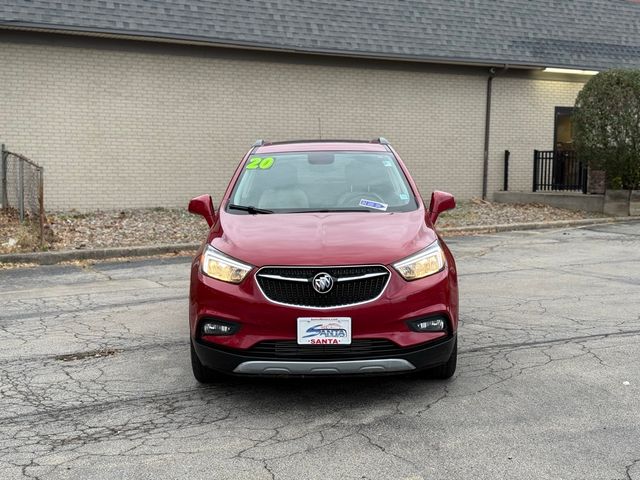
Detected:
left=252, top=138, right=390, bottom=147
left=265, top=139, right=371, bottom=145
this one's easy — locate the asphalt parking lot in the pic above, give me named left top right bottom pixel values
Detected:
left=1, top=222, right=639, bottom=480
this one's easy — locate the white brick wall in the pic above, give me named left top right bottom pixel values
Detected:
left=0, top=35, right=584, bottom=210
left=488, top=76, right=586, bottom=195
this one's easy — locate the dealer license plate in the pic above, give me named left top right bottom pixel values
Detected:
left=297, top=317, right=351, bottom=345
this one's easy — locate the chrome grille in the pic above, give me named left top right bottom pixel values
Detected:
left=256, top=265, right=390, bottom=308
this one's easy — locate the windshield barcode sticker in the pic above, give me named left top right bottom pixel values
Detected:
left=359, top=199, right=388, bottom=211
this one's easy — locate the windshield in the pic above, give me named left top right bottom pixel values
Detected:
left=228, top=151, right=417, bottom=213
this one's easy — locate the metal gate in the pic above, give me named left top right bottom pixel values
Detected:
left=1, top=144, right=45, bottom=245
left=533, top=150, right=587, bottom=193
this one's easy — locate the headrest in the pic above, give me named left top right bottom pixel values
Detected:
left=259, top=162, right=299, bottom=189
left=345, top=160, right=389, bottom=188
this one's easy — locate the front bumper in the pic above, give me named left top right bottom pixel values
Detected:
left=189, top=263, right=458, bottom=350
left=193, top=334, right=456, bottom=376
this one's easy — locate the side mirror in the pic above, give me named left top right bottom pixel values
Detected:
left=428, top=191, right=456, bottom=225
left=188, top=194, right=216, bottom=227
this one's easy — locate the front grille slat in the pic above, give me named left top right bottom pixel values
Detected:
left=248, top=339, right=405, bottom=359
left=256, top=266, right=390, bottom=308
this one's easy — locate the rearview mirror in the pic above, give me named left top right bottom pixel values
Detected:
left=428, top=191, right=455, bottom=225
left=188, top=194, right=216, bottom=227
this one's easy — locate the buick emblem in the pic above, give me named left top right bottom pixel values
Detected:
left=312, top=272, right=334, bottom=294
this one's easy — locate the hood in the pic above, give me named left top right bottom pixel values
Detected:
left=210, top=209, right=437, bottom=267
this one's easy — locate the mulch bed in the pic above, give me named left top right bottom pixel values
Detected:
left=437, top=199, right=605, bottom=228
left=1, top=208, right=207, bottom=255
left=1, top=200, right=607, bottom=255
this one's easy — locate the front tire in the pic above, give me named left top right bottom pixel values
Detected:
left=191, top=340, right=225, bottom=383
left=421, top=339, right=457, bottom=380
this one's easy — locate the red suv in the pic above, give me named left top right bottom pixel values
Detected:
left=188, top=138, right=458, bottom=381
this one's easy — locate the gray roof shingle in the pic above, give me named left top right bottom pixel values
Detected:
left=1, top=0, right=639, bottom=70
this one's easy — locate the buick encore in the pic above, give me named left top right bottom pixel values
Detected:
left=188, top=138, right=458, bottom=381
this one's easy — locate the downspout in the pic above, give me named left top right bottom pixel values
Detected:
left=482, top=65, right=509, bottom=200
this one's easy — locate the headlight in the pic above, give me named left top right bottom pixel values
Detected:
left=393, top=241, right=446, bottom=281
left=200, top=245, right=253, bottom=283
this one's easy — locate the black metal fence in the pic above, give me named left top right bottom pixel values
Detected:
left=533, top=150, right=588, bottom=193
left=1, top=144, right=45, bottom=245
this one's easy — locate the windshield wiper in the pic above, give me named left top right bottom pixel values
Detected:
left=228, top=204, right=274, bottom=214
left=286, top=208, right=371, bottom=213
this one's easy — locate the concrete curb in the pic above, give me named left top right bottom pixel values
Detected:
left=1, top=217, right=639, bottom=266
left=439, top=216, right=640, bottom=236
left=0, top=243, right=201, bottom=265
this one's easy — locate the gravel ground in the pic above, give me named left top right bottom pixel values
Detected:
left=0, top=208, right=208, bottom=255
left=437, top=199, right=605, bottom=228
left=1, top=201, right=607, bottom=254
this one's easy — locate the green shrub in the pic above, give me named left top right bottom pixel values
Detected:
left=574, top=70, right=640, bottom=190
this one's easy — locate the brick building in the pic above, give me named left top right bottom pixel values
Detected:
left=1, top=1, right=640, bottom=210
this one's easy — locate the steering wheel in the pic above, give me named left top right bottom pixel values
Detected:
left=338, top=192, right=386, bottom=207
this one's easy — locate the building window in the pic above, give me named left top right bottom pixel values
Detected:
left=554, top=106, right=574, bottom=151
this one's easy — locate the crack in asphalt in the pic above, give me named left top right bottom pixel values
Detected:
left=626, top=458, right=640, bottom=480
left=0, top=326, right=631, bottom=430
left=460, top=328, right=640, bottom=355
left=2, top=325, right=637, bottom=371
left=0, top=340, right=186, bottom=365
left=1, top=222, right=639, bottom=479
left=0, top=294, right=186, bottom=322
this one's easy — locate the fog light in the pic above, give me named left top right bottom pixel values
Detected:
left=409, top=317, right=447, bottom=332
left=201, top=320, right=239, bottom=336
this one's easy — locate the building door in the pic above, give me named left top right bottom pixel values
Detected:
left=554, top=107, right=574, bottom=151
left=553, top=107, right=578, bottom=188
